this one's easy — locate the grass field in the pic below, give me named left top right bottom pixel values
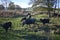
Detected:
left=0, top=14, right=60, bottom=40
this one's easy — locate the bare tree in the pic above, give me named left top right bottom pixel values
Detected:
left=0, top=0, right=10, bottom=10
left=8, top=2, right=15, bottom=10
left=30, top=0, right=57, bottom=18
left=0, top=4, right=5, bottom=10
left=58, top=0, right=59, bottom=13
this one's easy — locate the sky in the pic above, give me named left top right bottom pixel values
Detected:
left=11, top=0, right=60, bottom=8
left=11, top=0, right=32, bottom=8
left=0, top=0, right=60, bottom=8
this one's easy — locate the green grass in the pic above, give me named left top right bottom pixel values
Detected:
left=0, top=14, right=60, bottom=40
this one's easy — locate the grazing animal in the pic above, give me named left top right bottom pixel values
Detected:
left=52, top=13, right=58, bottom=17
left=40, top=18, right=50, bottom=25
left=54, top=25, right=60, bottom=28
left=21, top=17, right=36, bottom=27
left=52, top=13, right=60, bottom=17
left=58, top=14, right=60, bottom=17
left=1, top=22, right=12, bottom=32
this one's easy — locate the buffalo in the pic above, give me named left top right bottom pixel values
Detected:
left=21, top=17, right=37, bottom=27
left=52, top=13, right=58, bottom=17
left=0, top=22, right=12, bottom=32
left=58, top=14, right=60, bottom=17
left=40, top=18, right=50, bottom=25
left=54, top=25, right=60, bottom=28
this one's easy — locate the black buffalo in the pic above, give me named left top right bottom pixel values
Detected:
left=58, top=14, right=60, bottom=17
left=21, top=17, right=36, bottom=27
left=1, top=22, right=12, bottom=32
left=54, top=25, right=60, bottom=28
left=52, top=13, right=58, bottom=17
left=40, top=18, right=50, bottom=25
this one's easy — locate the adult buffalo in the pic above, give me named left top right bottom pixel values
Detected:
left=52, top=13, right=58, bottom=17
left=0, top=22, right=12, bottom=32
left=21, top=17, right=37, bottom=27
left=40, top=18, right=50, bottom=25
left=58, top=14, right=60, bottom=17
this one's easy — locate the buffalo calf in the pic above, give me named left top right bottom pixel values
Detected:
left=2, top=22, right=12, bottom=32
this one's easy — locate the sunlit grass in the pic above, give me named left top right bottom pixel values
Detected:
left=0, top=14, right=60, bottom=40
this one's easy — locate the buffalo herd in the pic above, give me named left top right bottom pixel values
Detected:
left=0, top=18, right=60, bottom=35
left=0, top=18, right=50, bottom=32
left=0, top=14, right=60, bottom=35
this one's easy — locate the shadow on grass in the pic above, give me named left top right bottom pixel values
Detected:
left=0, top=29, right=53, bottom=40
left=10, top=30, right=52, bottom=40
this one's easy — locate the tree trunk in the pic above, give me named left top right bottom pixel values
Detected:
left=58, top=0, right=59, bottom=13
left=54, top=0, right=57, bottom=13
left=5, top=1, right=7, bottom=10
left=47, top=0, right=51, bottom=18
